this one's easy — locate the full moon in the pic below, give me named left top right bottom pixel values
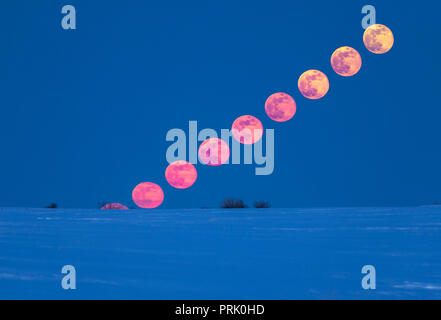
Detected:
left=363, top=24, right=394, bottom=54
left=198, top=138, right=230, bottom=166
left=101, top=203, right=128, bottom=210
left=298, top=70, right=329, bottom=100
left=232, top=115, right=263, bottom=144
left=265, top=92, right=296, bottom=122
left=331, top=46, right=362, bottom=77
left=132, top=182, right=164, bottom=209
left=165, top=160, right=197, bottom=189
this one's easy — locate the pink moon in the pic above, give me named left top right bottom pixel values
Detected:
left=132, top=182, right=164, bottom=209
left=232, top=115, right=263, bottom=144
left=265, top=93, right=296, bottom=122
left=165, top=160, right=197, bottom=189
left=100, top=203, right=129, bottom=210
left=198, top=138, right=230, bottom=166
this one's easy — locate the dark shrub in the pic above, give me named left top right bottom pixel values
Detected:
left=253, top=201, right=271, bottom=209
left=221, top=198, right=248, bottom=209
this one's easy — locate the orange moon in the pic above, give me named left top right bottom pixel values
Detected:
left=165, top=160, right=197, bottom=189
left=198, top=138, right=230, bottom=166
left=331, top=46, right=362, bottom=77
left=298, top=70, right=329, bottom=100
left=363, top=24, right=394, bottom=54
left=101, top=203, right=128, bottom=210
left=132, top=182, right=164, bottom=209
left=232, top=115, right=263, bottom=144
left=265, top=92, right=296, bottom=122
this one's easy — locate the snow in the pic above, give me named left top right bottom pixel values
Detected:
left=0, top=206, right=440, bottom=299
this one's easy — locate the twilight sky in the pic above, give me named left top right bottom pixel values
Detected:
left=0, top=1, right=440, bottom=209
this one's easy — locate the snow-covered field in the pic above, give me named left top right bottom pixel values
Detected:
left=0, top=206, right=440, bottom=299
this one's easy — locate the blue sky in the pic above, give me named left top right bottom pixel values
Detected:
left=0, top=1, right=440, bottom=209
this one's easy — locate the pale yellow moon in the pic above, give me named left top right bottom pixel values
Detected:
left=331, top=46, right=362, bottom=77
left=298, top=70, right=329, bottom=100
left=363, top=24, right=394, bottom=54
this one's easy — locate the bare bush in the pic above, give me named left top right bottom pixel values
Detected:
left=221, top=198, right=248, bottom=209
left=253, top=201, right=271, bottom=209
